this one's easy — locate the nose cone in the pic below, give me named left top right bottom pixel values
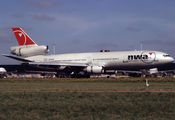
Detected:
left=170, top=57, right=174, bottom=63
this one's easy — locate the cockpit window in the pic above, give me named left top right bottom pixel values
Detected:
left=163, top=55, right=170, bottom=57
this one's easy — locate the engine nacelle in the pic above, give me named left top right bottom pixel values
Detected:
left=11, top=45, right=49, bottom=57
left=83, top=66, right=104, bottom=74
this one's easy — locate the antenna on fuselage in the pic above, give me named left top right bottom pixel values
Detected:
left=140, top=42, right=143, bottom=51
left=53, top=44, right=55, bottom=55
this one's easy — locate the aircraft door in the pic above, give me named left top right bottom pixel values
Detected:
left=155, top=53, right=158, bottom=62
left=44, top=58, right=48, bottom=62
left=87, top=57, right=92, bottom=64
left=123, top=55, right=128, bottom=63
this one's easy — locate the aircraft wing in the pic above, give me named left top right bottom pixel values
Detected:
left=22, top=61, right=96, bottom=73
left=26, top=62, right=104, bottom=67
left=25, top=62, right=88, bottom=67
left=23, top=70, right=57, bottom=76
left=116, top=70, right=142, bottom=74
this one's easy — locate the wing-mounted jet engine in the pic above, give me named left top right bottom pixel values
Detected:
left=83, top=66, right=104, bottom=74
left=11, top=45, right=49, bottom=57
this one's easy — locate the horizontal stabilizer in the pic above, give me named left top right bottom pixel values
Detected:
left=2, top=54, right=33, bottom=62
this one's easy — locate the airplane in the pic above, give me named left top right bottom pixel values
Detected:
left=2, top=27, right=174, bottom=78
left=0, top=67, right=7, bottom=78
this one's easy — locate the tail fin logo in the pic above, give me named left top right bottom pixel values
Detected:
left=12, top=28, right=36, bottom=46
left=19, top=33, right=22, bottom=37
left=13, top=30, right=27, bottom=45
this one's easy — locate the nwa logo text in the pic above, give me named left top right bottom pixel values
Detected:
left=128, top=55, right=148, bottom=60
left=128, top=52, right=156, bottom=63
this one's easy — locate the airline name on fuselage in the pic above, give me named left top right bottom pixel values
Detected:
left=128, top=54, right=148, bottom=60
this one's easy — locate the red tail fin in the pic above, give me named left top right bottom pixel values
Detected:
left=12, top=28, right=37, bottom=46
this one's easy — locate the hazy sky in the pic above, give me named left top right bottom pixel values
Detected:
left=1, top=0, right=175, bottom=64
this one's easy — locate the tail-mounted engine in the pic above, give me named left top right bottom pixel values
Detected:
left=11, top=45, right=49, bottom=57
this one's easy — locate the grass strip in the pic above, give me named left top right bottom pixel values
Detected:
left=1, top=77, right=175, bottom=82
left=0, top=82, right=175, bottom=92
left=0, top=92, right=175, bottom=120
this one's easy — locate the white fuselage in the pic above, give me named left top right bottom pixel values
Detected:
left=26, top=50, right=174, bottom=71
left=9, top=28, right=174, bottom=75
